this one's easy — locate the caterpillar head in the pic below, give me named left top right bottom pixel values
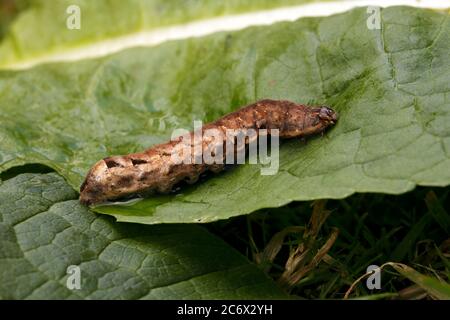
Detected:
left=291, top=105, right=338, bottom=138
left=318, top=106, right=338, bottom=125
left=308, top=106, right=338, bottom=133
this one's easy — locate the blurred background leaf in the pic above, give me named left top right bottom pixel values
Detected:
left=0, top=0, right=324, bottom=68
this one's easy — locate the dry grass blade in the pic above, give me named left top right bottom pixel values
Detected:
left=277, top=227, right=339, bottom=291
left=254, top=200, right=339, bottom=292
left=344, top=262, right=450, bottom=300
left=389, top=263, right=450, bottom=300
left=305, top=200, right=331, bottom=241
left=397, top=285, right=428, bottom=300
left=255, top=226, right=305, bottom=273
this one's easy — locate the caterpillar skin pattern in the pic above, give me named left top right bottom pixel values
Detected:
left=80, top=99, right=338, bottom=205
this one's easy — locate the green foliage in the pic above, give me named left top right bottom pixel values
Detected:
left=0, top=173, right=287, bottom=299
left=1, top=7, right=449, bottom=224
left=0, top=3, right=448, bottom=299
left=0, top=0, right=320, bottom=68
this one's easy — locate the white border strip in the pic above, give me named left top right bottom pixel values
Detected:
left=5, top=0, right=450, bottom=70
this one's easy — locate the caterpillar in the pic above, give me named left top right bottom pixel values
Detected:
left=79, top=99, right=338, bottom=205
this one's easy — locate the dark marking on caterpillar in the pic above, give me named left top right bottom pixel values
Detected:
left=79, top=99, right=338, bottom=206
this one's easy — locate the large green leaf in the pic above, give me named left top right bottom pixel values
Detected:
left=0, top=173, right=286, bottom=299
left=0, top=6, right=449, bottom=224
left=0, top=0, right=319, bottom=68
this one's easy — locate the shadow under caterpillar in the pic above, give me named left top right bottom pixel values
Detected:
left=80, top=99, right=338, bottom=205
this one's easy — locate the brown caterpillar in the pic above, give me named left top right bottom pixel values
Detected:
left=80, top=99, right=338, bottom=205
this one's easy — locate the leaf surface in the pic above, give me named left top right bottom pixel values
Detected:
left=0, top=7, right=449, bottom=224
left=0, top=173, right=286, bottom=299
